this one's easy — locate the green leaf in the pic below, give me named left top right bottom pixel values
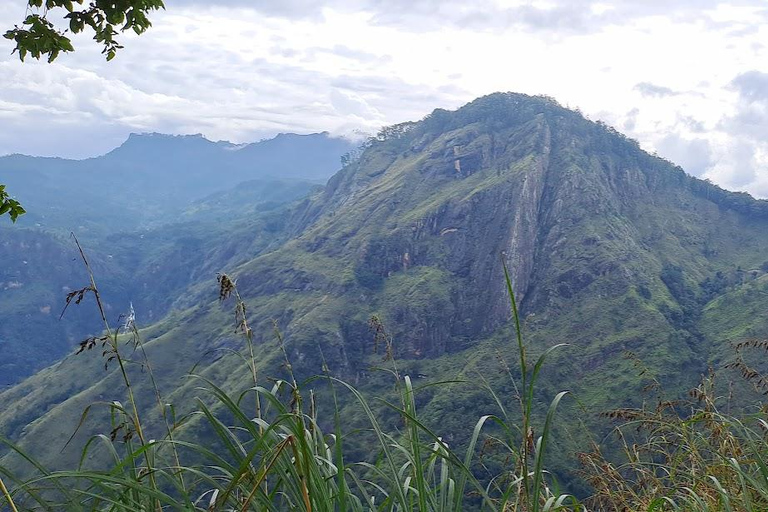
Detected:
left=0, top=187, right=25, bottom=222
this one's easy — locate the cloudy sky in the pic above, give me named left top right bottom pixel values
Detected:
left=1, top=0, right=767, bottom=197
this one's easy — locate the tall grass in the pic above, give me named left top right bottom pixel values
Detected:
left=0, top=250, right=577, bottom=510
left=581, top=368, right=768, bottom=511
left=6, top=245, right=768, bottom=511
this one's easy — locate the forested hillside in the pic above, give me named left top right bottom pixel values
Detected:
left=3, top=95, right=768, bottom=501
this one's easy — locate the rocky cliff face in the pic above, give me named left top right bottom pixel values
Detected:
left=186, top=93, right=768, bottom=366
left=250, top=93, right=768, bottom=364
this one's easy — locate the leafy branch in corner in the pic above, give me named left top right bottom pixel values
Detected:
left=0, top=185, right=25, bottom=222
left=1, top=2, right=162, bottom=219
left=4, top=0, right=165, bottom=62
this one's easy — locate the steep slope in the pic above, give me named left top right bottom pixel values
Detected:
left=0, top=229, right=128, bottom=386
left=3, top=93, right=768, bottom=485
left=0, top=179, right=317, bottom=386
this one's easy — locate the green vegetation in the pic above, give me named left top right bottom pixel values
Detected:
left=0, top=261, right=579, bottom=511
left=0, top=132, right=352, bottom=385
left=4, top=0, right=164, bottom=62
left=4, top=257, right=768, bottom=510
left=4, top=93, right=768, bottom=508
left=0, top=192, right=302, bottom=386
left=0, top=186, right=25, bottom=223
left=583, top=369, right=768, bottom=510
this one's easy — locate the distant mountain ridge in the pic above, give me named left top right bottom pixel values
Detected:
left=101, top=131, right=352, bottom=178
left=1, top=131, right=356, bottom=234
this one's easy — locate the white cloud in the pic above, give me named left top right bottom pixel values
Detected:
left=655, top=135, right=712, bottom=177
left=1, top=1, right=767, bottom=196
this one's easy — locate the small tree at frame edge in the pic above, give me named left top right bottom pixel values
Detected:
left=1, top=0, right=163, bottom=222
left=4, top=0, right=164, bottom=63
left=0, top=186, right=25, bottom=223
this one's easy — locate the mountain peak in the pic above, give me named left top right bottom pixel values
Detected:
left=272, top=131, right=331, bottom=140
left=105, top=132, right=223, bottom=159
left=122, top=132, right=216, bottom=145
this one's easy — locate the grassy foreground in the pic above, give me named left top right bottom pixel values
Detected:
left=2, top=259, right=768, bottom=511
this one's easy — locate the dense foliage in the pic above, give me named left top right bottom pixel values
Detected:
left=4, top=0, right=164, bottom=62
left=0, top=264, right=578, bottom=511
left=0, top=186, right=25, bottom=223
left=3, top=263, right=768, bottom=511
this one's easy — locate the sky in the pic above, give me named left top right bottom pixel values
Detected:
left=1, top=1, right=767, bottom=197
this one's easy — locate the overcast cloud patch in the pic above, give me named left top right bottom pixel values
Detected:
left=655, top=134, right=713, bottom=177
left=160, top=0, right=768, bottom=35
left=634, top=82, right=679, bottom=98
left=732, top=71, right=768, bottom=103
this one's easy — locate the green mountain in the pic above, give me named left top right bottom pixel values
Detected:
left=3, top=93, right=768, bottom=488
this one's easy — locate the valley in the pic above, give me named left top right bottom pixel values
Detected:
left=0, top=131, right=354, bottom=385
